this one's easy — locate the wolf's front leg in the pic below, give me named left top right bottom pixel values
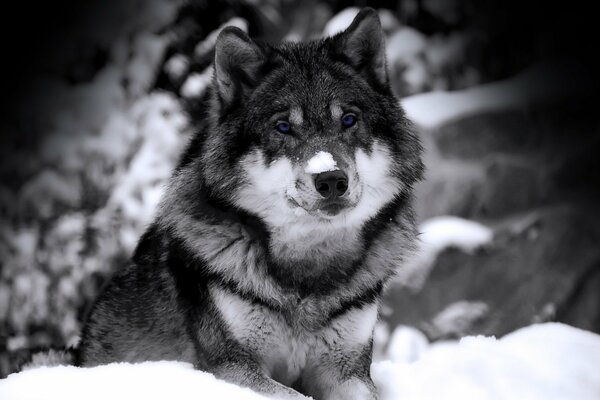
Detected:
left=212, top=361, right=310, bottom=400
left=302, top=302, right=378, bottom=400
left=303, top=303, right=379, bottom=400
left=303, top=351, right=377, bottom=400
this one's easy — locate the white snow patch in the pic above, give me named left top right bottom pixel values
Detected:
left=396, top=216, right=493, bottom=289
left=164, top=53, right=189, bottom=81
left=0, top=361, right=269, bottom=400
left=322, top=7, right=360, bottom=37
left=180, top=68, right=213, bottom=98
left=419, top=216, right=493, bottom=253
left=386, top=27, right=428, bottom=63
left=305, top=151, right=337, bottom=174
left=402, top=60, right=594, bottom=129
left=386, top=325, right=429, bottom=364
left=373, top=323, right=600, bottom=400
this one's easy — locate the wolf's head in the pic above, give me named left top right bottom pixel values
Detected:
left=197, top=8, right=423, bottom=238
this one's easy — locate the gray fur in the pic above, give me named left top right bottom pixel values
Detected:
left=77, top=8, right=423, bottom=400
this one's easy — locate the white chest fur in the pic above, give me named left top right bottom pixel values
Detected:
left=210, top=285, right=378, bottom=386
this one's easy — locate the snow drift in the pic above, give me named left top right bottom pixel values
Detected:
left=1, top=323, right=599, bottom=400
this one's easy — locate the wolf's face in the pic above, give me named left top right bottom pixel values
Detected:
left=200, top=11, right=422, bottom=235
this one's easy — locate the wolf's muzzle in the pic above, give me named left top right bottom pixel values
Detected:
left=314, top=170, right=348, bottom=199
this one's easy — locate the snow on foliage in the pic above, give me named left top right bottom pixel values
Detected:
left=0, top=0, right=187, bottom=355
left=0, top=361, right=269, bottom=400
left=180, top=68, right=214, bottom=98
left=1, top=323, right=599, bottom=400
left=322, top=7, right=360, bottom=37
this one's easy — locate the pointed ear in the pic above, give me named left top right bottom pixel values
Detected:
left=214, top=27, right=265, bottom=105
left=335, top=8, right=387, bottom=86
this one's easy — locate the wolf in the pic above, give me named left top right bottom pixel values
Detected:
left=76, top=8, right=423, bottom=400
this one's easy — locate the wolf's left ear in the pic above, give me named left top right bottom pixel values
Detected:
left=335, top=8, right=387, bottom=86
left=214, top=27, right=265, bottom=106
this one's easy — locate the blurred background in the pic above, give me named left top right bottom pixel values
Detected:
left=0, top=0, right=598, bottom=378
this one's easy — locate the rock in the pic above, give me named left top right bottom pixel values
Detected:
left=384, top=206, right=600, bottom=337
left=473, top=154, right=550, bottom=218
left=414, top=158, right=484, bottom=220
left=432, top=109, right=540, bottom=160
left=414, top=97, right=600, bottom=220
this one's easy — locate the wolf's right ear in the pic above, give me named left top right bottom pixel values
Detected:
left=334, top=8, right=388, bottom=86
left=214, top=27, right=265, bottom=106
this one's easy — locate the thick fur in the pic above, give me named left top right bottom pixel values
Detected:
left=78, top=8, right=423, bottom=400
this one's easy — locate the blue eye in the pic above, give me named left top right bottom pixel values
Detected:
left=341, top=113, right=357, bottom=127
left=275, top=121, right=290, bottom=133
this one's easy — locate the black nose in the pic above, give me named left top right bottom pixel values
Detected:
left=314, top=170, right=348, bottom=199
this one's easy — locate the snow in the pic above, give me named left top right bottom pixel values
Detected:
left=402, top=60, right=594, bottom=129
left=322, top=7, right=360, bottom=37
left=2, top=323, right=598, bottom=400
left=305, top=151, right=337, bottom=174
left=0, top=361, right=269, bottom=400
left=180, top=68, right=213, bottom=98
left=385, top=325, right=429, bottom=363
left=373, top=323, right=600, bottom=400
left=164, top=54, right=189, bottom=81
left=419, top=216, right=493, bottom=252
left=386, top=27, right=428, bottom=63
left=396, top=216, right=493, bottom=289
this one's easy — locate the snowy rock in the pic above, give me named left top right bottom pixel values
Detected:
left=396, top=216, right=493, bottom=289
left=402, top=61, right=593, bottom=130
left=386, top=206, right=600, bottom=337
left=419, top=216, right=493, bottom=253
left=426, top=300, right=489, bottom=339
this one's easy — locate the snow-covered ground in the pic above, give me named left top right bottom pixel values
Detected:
left=1, top=323, right=599, bottom=400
